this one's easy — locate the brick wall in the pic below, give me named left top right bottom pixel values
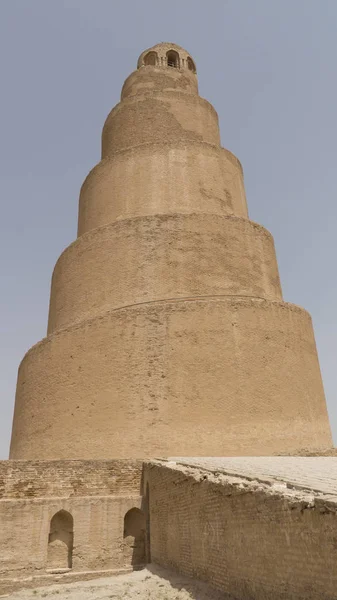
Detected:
left=0, top=459, right=142, bottom=498
left=144, top=461, right=337, bottom=600
left=0, top=460, right=144, bottom=593
left=0, top=496, right=142, bottom=577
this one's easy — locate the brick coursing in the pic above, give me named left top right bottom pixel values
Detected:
left=144, top=461, right=337, bottom=600
left=0, top=459, right=143, bottom=498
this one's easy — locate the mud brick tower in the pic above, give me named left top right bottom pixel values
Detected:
left=9, top=43, right=332, bottom=459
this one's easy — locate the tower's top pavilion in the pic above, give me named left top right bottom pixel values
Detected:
left=121, top=42, right=198, bottom=101
left=137, top=42, right=197, bottom=72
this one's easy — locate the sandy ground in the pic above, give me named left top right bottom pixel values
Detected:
left=5, top=566, right=227, bottom=600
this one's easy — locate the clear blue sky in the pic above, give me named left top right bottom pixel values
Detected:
left=1, top=0, right=336, bottom=458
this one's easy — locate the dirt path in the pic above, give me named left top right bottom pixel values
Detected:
left=5, top=566, right=228, bottom=600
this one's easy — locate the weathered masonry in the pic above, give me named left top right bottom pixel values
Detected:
left=0, top=460, right=146, bottom=594
left=144, top=458, right=337, bottom=600
left=2, top=41, right=336, bottom=599
left=1, top=457, right=337, bottom=599
left=9, top=42, right=332, bottom=459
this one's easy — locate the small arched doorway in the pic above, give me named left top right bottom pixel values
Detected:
left=123, top=507, right=146, bottom=567
left=47, top=510, right=73, bottom=570
left=166, top=50, right=179, bottom=68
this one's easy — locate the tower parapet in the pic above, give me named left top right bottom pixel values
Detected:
left=9, top=43, right=332, bottom=459
left=137, top=43, right=197, bottom=72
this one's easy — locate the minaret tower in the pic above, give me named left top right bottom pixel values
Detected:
left=10, top=43, right=332, bottom=458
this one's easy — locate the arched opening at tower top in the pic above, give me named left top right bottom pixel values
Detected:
left=144, top=51, right=158, bottom=66
left=187, top=56, right=196, bottom=73
left=167, top=50, right=179, bottom=68
left=47, top=510, right=73, bottom=571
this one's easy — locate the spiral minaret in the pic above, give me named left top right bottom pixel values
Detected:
left=10, top=43, right=332, bottom=458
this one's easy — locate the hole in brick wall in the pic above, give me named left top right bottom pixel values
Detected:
left=47, top=510, right=73, bottom=570
left=124, top=507, right=146, bottom=567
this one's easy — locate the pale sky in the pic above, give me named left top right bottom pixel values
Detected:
left=1, top=0, right=336, bottom=458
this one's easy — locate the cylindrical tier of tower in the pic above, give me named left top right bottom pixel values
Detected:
left=10, top=42, right=332, bottom=459
left=121, top=64, right=199, bottom=99
left=48, top=215, right=282, bottom=334
left=10, top=299, right=332, bottom=459
left=77, top=142, right=247, bottom=236
left=102, top=91, right=220, bottom=156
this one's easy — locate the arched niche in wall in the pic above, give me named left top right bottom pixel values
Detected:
left=187, top=56, right=196, bottom=73
left=47, top=510, right=73, bottom=570
left=143, top=51, right=158, bottom=66
left=166, top=50, right=180, bottom=68
left=123, top=507, right=146, bottom=567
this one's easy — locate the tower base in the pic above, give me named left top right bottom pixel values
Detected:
left=10, top=298, right=332, bottom=459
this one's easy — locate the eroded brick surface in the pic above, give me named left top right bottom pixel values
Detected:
left=169, top=456, right=337, bottom=497
left=0, top=460, right=144, bottom=592
left=0, top=460, right=143, bottom=499
left=144, top=458, right=337, bottom=600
